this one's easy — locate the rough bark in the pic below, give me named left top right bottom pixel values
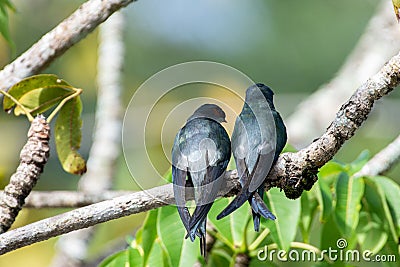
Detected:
left=267, top=51, right=399, bottom=199
left=0, top=175, right=239, bottom=255
left=0, top=115, right=50, bottom=233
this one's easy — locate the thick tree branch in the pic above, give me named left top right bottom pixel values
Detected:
left=354, top=134, right=400, bottom=178
left=0, top=172, right=239, bottom=255
left=0, top=0, right=135, bottom=91
left=269, top=51, right=399, bottom=199
left=0, top=49, right=399, bottom=255
left=8, top=131, right=400, bottom=209
left=0, top=116, right=50, bottom=233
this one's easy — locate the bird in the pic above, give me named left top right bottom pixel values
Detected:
left=216, top=83, right=287, bottom=232
left=172, top=103, right=231, bottom=257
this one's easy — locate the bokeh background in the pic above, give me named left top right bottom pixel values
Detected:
left=0, top=0, right=399, bottom=266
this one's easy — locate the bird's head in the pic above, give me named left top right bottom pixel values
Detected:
left=188, top=104, right=227, bottom=123
left=245, top=83, right=274, bottom=103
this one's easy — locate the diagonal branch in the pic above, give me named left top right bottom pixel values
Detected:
left=0, top=0, right=136, bottom=91
left=268, top=51, right=399, bottom=199
left=0, top=48, right=399, bottom=254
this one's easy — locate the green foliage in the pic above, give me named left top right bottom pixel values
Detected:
left=3, top=74, right=74, bottom=116
left=2, top=74, right=86, bottom=175
left=101, top=151, right=400, bottom=266
left=0, top=0, right=15, bottom=47
left=54, top=95, right=86, bottom=174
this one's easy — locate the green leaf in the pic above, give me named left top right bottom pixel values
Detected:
left=373, top=176, right=400, bottom=238
left=99, top=247, right=142, bottom=267
left=208, top=249, right=232, bottom=267
left=14, top=86, right=73, bottom=116
left=320, top=214, right=342, bottom=251
left=366, top=176, right=400, bottom=243
left=209, top=197, right=251, bottom=249
left=263, top=187, right=301, bottom=251
left=140, top=209, right=158, bottom=266
left=146, top=240, right=167, bottom=267
left=54, top=96, right=87, bottom=175
left=3, top=74, right=73, bottom=113
left=316, top=177, right=333, bottom=223
left=299, top=190, right=318, bottom=242
left=0, top=0, right=15, bottom=47
left=318, top=161, right=345, bottom=185
left=357, top=211, right=388, bottom=254
left=347, top=150, right=370, bottom=175
left=157, top=205, right=199, bottom=267
left=334, top=173, right=364, bottom=238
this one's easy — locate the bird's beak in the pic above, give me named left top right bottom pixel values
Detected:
left=222, top=119, right=227, bottom=123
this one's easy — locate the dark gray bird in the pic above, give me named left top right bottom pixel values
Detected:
left=217, top=83, right=287, bottom=231
left=172, top=104, right=231, bottom=257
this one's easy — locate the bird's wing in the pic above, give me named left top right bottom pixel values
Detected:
left=248, top=149, right=274, bottom=192
left=188, top=150, right=225, bottom=241
left=172, top=166, right=191, bottom=233
left=216, top=158, right=252, bottom=220
left=217, top=150, right=274, bottom=220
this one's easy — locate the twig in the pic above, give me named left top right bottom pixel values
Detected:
left=354, top=134, right=400, bottom=178
left=0, top=0, right=136, bottom=91
left=0, top=190, right=131, bottom=208
left=0, top=115, right=50, bottom=233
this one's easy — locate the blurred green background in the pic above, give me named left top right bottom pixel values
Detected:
left=0, top=0, right=399, bottom=266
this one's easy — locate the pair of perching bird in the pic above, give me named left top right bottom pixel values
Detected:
left=171, top=83, right=287, bottom=257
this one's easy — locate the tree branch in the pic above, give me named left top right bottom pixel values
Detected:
left=20, top=191, right=131, bottom=208
left=8, top=132, right=400, bottom=209
left=354, top=134, right=400, bottom=178
left=0, top=49, right=399, bottom=255
left=0, top=172, right=239, bottom=255
left=0, top=116, right=50, bottom=233
left=0, top=0, right=135, bottom=91
left=268, top=51, right=399, bottom=199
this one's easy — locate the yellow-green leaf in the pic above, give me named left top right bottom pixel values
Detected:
left=3, top=74, right=73, bottom=113
left=55, top=96, right=86, bottom=175
left=14, top=86, right=73, bottom=116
